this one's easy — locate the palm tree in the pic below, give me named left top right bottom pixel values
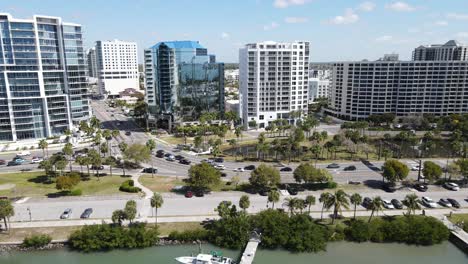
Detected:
left=267, top=190, right=280, bottom=209
left=105, top=156, right=117, bottom=177
left=305, top=195, right=316, bottom=214
left=368, top=196, right=383, bottom=223
left=324, top=190, right=350, bottom=224
left=350, top=193, right=362, bottom=219
left=62, top=143, right=74, bottom=172
left=319, top=192, right=331, bottom=221
left=283, top=197, right=298, bottom=215
left=0, top=199, right=14, bottom=231
left=102, top=129, right=112, bottom=156
left=146, top=139, right=157, bottom=178
left=150, top=192, right=164, bottom=224
left=90, top=116, right=101, bottom=130
left=403, top=193, right=421, bottom=216
left=38, top=139, right=49, bottom=158
left=118, top=142, right=128, bottom=176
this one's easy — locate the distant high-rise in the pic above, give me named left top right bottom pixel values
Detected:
left=239, top=41, right=310, bottom=128
left=93, top=40, right=138, bottom=97
left=413, top=40, right=468, bottom=61
left=86, top=47, right=98, bottom=78
left=144, top=41, right=224, bottom=127
left=328, top=40, right=468, bottom=120
left=0, top=13, right=90, bottom=141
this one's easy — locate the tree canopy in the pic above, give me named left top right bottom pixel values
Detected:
left=382, top=159, right=409, bottom=183
left=249, top=164, right=280, bottom=190
left=188, top=162, right=221, bottom=190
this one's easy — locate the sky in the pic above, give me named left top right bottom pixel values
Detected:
left=1, top=0, right=468, bottom=63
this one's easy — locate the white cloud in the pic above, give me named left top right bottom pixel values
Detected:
left=357, top=1, right=376, bottom=12
left=273, top=0, right=309, bottom=8
left=385, top=1, right=416, bottom=12
left=329, top=9, right=359, bottom=25
left=284, top=17, right=309, bottom=23
left=221, top=32, right=230, bottom=39
left=447, top=13, right=468, bottom=20
left=456, top=32, right=468, bottom=39
left=375, top=35, right=393, bottom=42
left=434, top=20, right=448, bottom=26
left=263, top=22, right=279, bottom=30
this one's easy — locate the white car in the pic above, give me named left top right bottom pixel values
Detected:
left=383, top=200, right=394, bottom=209
left=422, top=196, right=438, bottom=208
left=411, top=165, right=420, bottom=171
left=31, top=157, right=43, bottom=164
left=214, top=164, right=225, bottom=170
left=17, top=151, right=31, bottom=157
left=444, top=182, right=460, bottom=191
left=233, top=168, right=244, bottom=172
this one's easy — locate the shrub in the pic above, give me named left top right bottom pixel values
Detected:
left=22, top=234, right=52, bottom=248
left=345, top=220, right=370, bottom=242
left=285, top=214, right=328, bottom=253
left=168, top=229, right=209, bottom=242
left=69, top=189, right=82, bottom=196
left=69, top=223, right=159, bottom=252
left=327, top=181, right=338, bottom=189
left=119, top=180, right=141, bottom=193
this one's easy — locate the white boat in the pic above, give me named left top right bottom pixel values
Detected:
left=175, top=253, right=233, bottom=264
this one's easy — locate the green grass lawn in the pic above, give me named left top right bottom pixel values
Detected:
left=447, top=213, right=468, bottom=226
left=0, top=171, right=131, bottom=198
left=140, top=174, right=236, bottom=193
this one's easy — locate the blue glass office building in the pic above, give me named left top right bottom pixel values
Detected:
left=0, top=14, right=90, bottom=141
left=144, top=41, right=224, bottom=126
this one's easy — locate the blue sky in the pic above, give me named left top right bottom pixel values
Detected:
left=2, top=0, right=468, bottom=62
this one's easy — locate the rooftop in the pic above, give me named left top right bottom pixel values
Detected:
left=150, top=40, right=205, bottom=50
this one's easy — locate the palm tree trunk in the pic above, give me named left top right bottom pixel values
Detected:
left=155, top=208, right=158, bottom=224
left=354, top=204, right=357, bottom=219
left=368, top=210, right=375, bottom=223
left=109, top=165, right=113, bottom=177
left=3, top=217, right=7, bottom=231
left=86, top=165, right=90, bottom=177
left=320, top=205, right=325, bottom=220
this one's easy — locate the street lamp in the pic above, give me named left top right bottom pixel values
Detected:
left=27, top=207, right=31, bottom=222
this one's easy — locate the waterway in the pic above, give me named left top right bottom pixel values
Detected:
left=0, top=242, right=466, bottom=264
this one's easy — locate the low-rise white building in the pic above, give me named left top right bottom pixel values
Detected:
left=308, top=78, right=329, bottom=103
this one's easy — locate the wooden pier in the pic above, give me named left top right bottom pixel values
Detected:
left=239, top=232, right=261, bottom=264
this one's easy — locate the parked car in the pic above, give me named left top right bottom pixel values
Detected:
left=166, top=155, right=176, bottom=161
left=125, top=131, right=131, bottom=136
left=214, top=164, right=225, bottom=170
left=214, top=158, right=224, bottom=163
left=286, top=185, right=298, bottom=195
left=383, top=183, right=397, bottom=193
left=327, top=163, right=340, bottom=169
left=258, top=189, right=269, bottom=196
left=142, top=167, right=158, bottom=174
left=60, top=208, right=72, bottom=219
left=383, top=200, right=395, bottom=209
left=421, top=196, right=438, bottom=208
left=17, top=151, right=31, bottom=157
left=194, top=189, right=205, bottom=197
left=438, top=198, right=452, bottom=207
left=443, top=182, right=460, bottom=191
left=80, top=208, right=93, bottom=219
left=244, top=165, right=256, bottom=171
left=164, top=153, right=172, bottom=157
left=156, top=149, right=165, bottom=154
left=411, top=165, right=421, bottom=171
left=179, top=159, right=191, bottom=165
left=233, top=167, right=245, bottom=172
left=391, top=199, right=403, bottom=209
left=91, top=165, right=104, bottom=170
left=13, top=157, right=26, bottom=163
left=362, top=197, right=372, bottom=209
left=185, top=191, right=193, bottom=198
left=156, top=152, right=165, bottom=158
left=280, top=167, right=292, bottom=172
left=221, top=173, right=227, bottom=177
left=344, top=165, right=356, bottom=171
left=31, top=157, right=43, bottom=164
left=0, top=159, right=5, bottom=165
left=7, top=160, right=22, bottom=166
left=447, top=198, right=461, bottom=208
left=174, top=155, right=184, bottom=160
left=414, top=183, right=428, bottom=192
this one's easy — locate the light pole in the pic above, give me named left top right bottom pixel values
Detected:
left=27, top=207, right=31, bottom=222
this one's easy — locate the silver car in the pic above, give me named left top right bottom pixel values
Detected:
left=60, top=208, right=72, bottom=219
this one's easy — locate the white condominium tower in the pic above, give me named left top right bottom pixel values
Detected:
left=0, top=13, right=90, bottom=141
left=94, top=40, right=138, bottom=97
left=239, top=41, right=310, bottom=128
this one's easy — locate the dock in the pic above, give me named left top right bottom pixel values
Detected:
left=239, top=232, right=261, bottom=264
left=440, top=216, right=468, bottom=253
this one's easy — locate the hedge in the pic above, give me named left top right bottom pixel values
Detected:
left=22, top=234, right=52, bottom=248
left=119, top=180, right=141, bottom=193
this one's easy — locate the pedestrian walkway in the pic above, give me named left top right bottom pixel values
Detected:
left=239, top=232, right=261, bottom=264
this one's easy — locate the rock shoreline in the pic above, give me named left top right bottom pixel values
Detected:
left=0, top=238, right=204, bottom=254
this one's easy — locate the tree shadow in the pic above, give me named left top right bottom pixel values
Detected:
left=363, top=179, right=384, bottom=190
left=46, top=190, right=70, bottom=198
left=27, top=175, right=53, bottom=185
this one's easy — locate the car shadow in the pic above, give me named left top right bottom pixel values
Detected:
left=363, top=179, right=384, bottom=190
left=46, top=191, right=70, bottom=198
left=27, top=175, right=53, bottom=185
left=360, top=159, right=382, bottom=172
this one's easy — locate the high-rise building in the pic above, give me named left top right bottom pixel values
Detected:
left=328, top=41, right=468, bottom=120
left=0, top=13, right=90, bottom=141
left=86, top=47, right=98, bottom=78
left=144, top=41, right=224, bottom=127
left=239, top=41, right=309, bottom=128
left=93, top=40, right=138, bottom=97
left=413, top=40, right=468, bottom=61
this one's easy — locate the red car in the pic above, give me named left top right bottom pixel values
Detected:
left=185, top=191, right=193, bottom=198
